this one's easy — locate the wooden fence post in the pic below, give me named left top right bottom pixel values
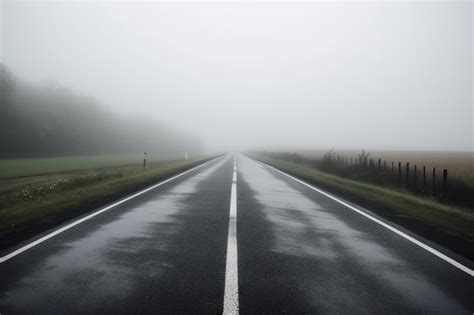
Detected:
left=406, top=162, right=409, bottom=186
left=414, top=165, right=417, bottom=190
left=432, top=168, right=436, bottom=197
left=398, top=162, right=402, bottom=186
left=423, top=166, right=426, bottom=194
left=443, top=169, right=448, bottom=198
left=378, top=159, right=381, bottom=170
left=143, top=152, right=147, bottom=169
left=384, top=160, right=387, bottom=170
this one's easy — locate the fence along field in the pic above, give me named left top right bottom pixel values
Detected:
left=266, top=150, right=474, bottom=210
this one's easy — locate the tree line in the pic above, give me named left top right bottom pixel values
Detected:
left=0, top=64, right=201, bottom=158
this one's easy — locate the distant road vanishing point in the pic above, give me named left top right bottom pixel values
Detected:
left=0, top=154, right=472, bottom=314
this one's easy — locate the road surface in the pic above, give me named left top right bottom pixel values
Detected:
left=0, top=154, right=472, bottom=313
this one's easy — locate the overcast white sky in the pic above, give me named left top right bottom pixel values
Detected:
left=1, top=1, right=472, bottom=152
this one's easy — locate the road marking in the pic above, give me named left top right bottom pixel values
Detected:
left=0, top=157, right=223, bottom=264
left=258, top=159, right=474, bottom=277
left=223, top=155, right=239, bottom=314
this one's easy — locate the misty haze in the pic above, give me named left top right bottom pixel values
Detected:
left=0, top=1, right=472, bottom=314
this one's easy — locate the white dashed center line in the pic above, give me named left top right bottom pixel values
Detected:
left=223, top=155, right=239, bottom=314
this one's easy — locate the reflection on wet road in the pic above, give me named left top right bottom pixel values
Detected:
left=237, top=156, right=472, bottom=313
left=0, top=154, right=472, bottom=314
left=0, top=157, right=232, bottom=313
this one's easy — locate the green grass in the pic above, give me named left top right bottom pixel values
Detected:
left=253, top=156, right=474, bottom=243
left=0, top=156, right=211, bottom=249
left=0, top=153, right=190, bottom=178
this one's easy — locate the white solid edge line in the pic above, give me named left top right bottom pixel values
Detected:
left=0, top=157, right=222, bottom=263
left=258, top=160, right=473, bottom=277
left=223, top=158, right=239, bottom=314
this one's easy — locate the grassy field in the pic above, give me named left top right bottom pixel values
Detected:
left=0, top=153, right=192, bottom=179
left=0, top=155, right=211, bottom=250
left=251, top=155, right=474, bottom=260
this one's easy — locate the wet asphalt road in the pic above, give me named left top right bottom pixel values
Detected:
left=0, top=154, right=472, bottom=314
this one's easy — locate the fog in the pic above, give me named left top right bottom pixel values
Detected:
left=1, top=1, right=472, bottom=152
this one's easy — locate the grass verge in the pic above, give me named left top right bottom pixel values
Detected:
left=0, top=157, right=214, bottom=251
left=252, top=155, right=474, bottom=261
